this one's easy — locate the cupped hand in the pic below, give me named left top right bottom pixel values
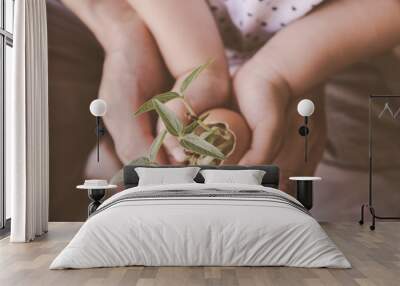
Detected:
left=61, top=0, right=172, bottom=165
left=97, top=15, right=171, bottom=165
left=233, top=60, right=326, bottom=194
left=233, top=61, right=291, bottom=165
left=157, top=68, right=230, bottom=164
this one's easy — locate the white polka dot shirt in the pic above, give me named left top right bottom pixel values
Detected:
left=207, top=0, right=325, bottom=70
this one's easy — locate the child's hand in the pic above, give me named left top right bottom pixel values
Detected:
left=233, top=63, right=326, bottom=194
left=234, top=0, right=400, bottom=173
left=129, top=0, right=230, bottom=163
left=233, top=61, right=291, bottom=165
left=158, top=69, right=230, bottom=164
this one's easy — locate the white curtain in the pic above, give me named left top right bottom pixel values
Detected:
left=7, top=0, right=49, bottom=242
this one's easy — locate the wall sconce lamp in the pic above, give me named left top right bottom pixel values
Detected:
left=297, top=99, right=315, bottom=163
left=89, top=99, right=107, bottom=162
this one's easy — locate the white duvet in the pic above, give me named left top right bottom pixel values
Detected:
left=50, top=183, right=350, bottom=269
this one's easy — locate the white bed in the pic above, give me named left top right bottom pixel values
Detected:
left=50, top=183, right=350, bottom=269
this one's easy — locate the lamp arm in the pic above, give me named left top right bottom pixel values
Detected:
left=96, top=117, right=100, bottom=162
left=305, top=116, right=308, bottom=163
left=95, top=117, right=107, bottom=162
left=298, top=116, right=310, bottom=163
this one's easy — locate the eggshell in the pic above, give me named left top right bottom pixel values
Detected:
left=203, top=108, right=251, bottom=164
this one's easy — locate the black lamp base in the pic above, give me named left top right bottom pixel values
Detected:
left=88, top=189, right=106, bottom=216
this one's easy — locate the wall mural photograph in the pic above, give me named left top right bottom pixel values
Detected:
left=2, top=0, right=400, bottom=285
left=46, top=0, right=400, bottom=223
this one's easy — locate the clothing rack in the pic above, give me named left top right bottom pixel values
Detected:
left=359, top=95, right=400, bottom=230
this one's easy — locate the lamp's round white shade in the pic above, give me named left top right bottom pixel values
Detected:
left=89, top=99, right=107, bottom=117
left=297, top=99, right=315, bottom=117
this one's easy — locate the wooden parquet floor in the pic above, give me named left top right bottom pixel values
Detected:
left=0, top=222, right=399, bottom=286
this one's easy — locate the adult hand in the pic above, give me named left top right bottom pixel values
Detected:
left=62, top=0, right=171, bottom=165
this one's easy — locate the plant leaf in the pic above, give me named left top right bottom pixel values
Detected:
left=135, top=92, right=181, bottom=116
left=197, top=155, right=218, bottom=165
left=110, top=157, right=155, bottom=185
left=183, top=120, right=199, bottom=135
left=129, top=157, right=154, bottom=165
left=180, top=134, right=225, bottom=159
left=180, top=60, right=213, bottom=93
left=183, top=113, right=210, bottom=134
left=153, top=99, right=183, bottom=137
left=149, top=130, right=167, bottom=162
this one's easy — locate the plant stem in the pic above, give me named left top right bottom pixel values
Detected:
left=180, top=97, right=212, bottom=132
left=180, top=95, right=230, bottom=140
left=181, top=97, right=196, bottom=117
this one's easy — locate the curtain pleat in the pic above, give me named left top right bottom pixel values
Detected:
left=9, top=0, right=49, bottom=242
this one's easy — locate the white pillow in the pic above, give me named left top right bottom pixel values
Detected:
left=135, top=167, right=200, bottom=186
left=200, top=169, right=266, bottom=185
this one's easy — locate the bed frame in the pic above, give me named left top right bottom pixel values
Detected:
left=123, top=165, right=280, bottom=189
